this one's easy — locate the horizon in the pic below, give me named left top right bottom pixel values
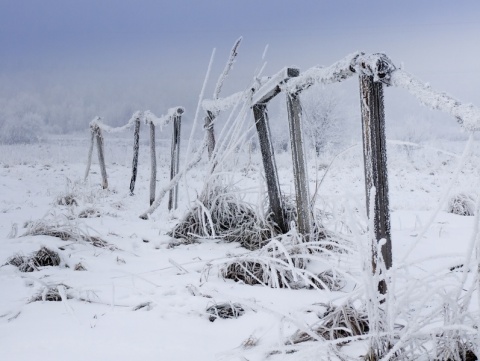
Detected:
left=1, top=0, right=479, bottom=136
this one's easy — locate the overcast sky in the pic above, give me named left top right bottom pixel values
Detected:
left=1, top=0, right=479, bottom=131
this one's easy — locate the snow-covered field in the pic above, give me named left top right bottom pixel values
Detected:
left=1, top=132, right=479, bottom=360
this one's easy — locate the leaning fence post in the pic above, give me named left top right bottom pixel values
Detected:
left=149, top=120, right=156, bottom=206
left=129, top=114, right=141, bottom=195
left=286, top=92, right=312, bottom=238
left=252, top=104, right=288, bottom=233
left=168, top=109, right=183, bottom=210
left=84, top=125, right=96, bottom=181
left=94, top=125, right=108, bottom=189
left=251, top=67, right=300, bottom=234
left=359, top=74, right=392, bottom=295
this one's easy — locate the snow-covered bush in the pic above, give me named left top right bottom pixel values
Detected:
left=0, top=112, right=45, bottom=144
left=447, top=192, right=476, bottom=216
left=300, top=86, right=345, bottom=155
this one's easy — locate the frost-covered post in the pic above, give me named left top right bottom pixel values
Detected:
left=149, top=121, right=156, bottom=206
left=252, top=104, right=287, bottom=233
left=94, top=124, right=108, bottom=189
left=129, top=114, right=141, bottom=195
left=168, top=109, right=183, bottom=211
left=204, top=110, right=216, bottom=159
left=84, top=124, right=96, bottom=181
left=251, top=68, right=299, bottom=233
left=286, top=92, right=312, bottom=238
left=360, top=73, right=392, bottom=295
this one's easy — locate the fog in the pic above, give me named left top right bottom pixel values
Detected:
left=1, top=0, right=479, bottom=141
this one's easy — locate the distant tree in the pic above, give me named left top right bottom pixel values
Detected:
left=300, top=86, right=344, bottom=155
left=0, top=112, right=44, bottom=144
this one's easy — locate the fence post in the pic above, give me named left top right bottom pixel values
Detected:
left=286, top=92, right=312, bottom=238
left=149, top=121, right=156, bottom=206
left=84, top=126, right=95, bottom=181
left=204, top=110, right=216, bottom=159
left=94, top=125, right=108, bottom=189
left=253, top=104, right=288, bottom=233
left=251, top=67, right=300, bottom=234
left=359, top=74, right=392, bottom=295
left=168, top=110, right=183, bottom=210
left=129, top=115, right=141, bottom=195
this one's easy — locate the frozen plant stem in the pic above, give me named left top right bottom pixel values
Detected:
left=139, top=134, right=208, bottom=219
left=205, top=37, right=243, bottom=159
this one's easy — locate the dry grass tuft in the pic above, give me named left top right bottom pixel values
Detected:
left=170, top=184, right=276, bottom=250
left=22, top=220, right=117, bottom=250
left=78, top=207, right=101, bottom=218
left=308, top=270, right=345, bottom=291
left=5, top=247, right=61, bottom=272
left=74, top=262, right=87, bottom=271
left=447, top=193, right=476, bottom=216
left=29, top=284, right=72, bottom=302
left=435, top=339, right=478, bottom=361
left=133, top=302, right=153, bottom=311
left=56, top=194, right=78, bottom=206
left=206, top=302, right=245, bottom=322
left=219, top=227, right=348, bottom=290
left=289, top=302, right=369, bottom=345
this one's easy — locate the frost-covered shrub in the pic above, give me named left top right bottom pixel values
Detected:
left=0, top=112, right=44, bottom=144
left=447, top=193, right=476, bottom=216
left=300, top=86, right=345, bottom=155
left=169, top=184, right=276, bottom=250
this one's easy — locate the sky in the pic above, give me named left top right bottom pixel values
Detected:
left=1, top=0, right=479, bottom=133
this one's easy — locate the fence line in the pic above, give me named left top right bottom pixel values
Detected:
left=198, top=51, right=479, bottom=295
left=84, top=107, right=184, bottom=207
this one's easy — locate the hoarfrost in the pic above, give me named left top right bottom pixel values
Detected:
left=390, top=69, right=480, bottom=131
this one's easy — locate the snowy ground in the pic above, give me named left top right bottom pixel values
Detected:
left=0, top=133, right=479, bottom=360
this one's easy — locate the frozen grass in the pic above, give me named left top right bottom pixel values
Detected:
left=4, top=246, right=61, bottom=272
left=447, top=192, right=476, bottom=216
left=169, top=182, right=276, bottom=250
left=21, top=220, right=117, bottom=250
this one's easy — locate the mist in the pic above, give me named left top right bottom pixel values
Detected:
left=1, top=0, right=479, bottom=141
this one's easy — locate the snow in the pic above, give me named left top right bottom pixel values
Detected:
left=1, top=132, right=479, bottom=360
left=144, top=107, right=184, bottom=128
left=202, top=91, right=245, bottom=114
left=89, top=108, right=185, bottom=136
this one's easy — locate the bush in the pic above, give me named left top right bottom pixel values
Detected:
left=447, top=193, right=476, bottom=216
left=0, top=112, right=44, bottom=144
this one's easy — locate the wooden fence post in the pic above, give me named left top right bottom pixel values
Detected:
left=94, top=125, right=108, bottom=189
left=168, top=111, right=183, bottom=210
left=149, top=121, right=156, bottom=206
left=251, top=67, right=300, bottom=234
left=286, top=92, right=312, bottom=237
left=359, top=74, right=392, bottom=295
left=129, top=115, right=141, bottom=195
left=253, top=104, right=288, bottom=233
left=205, top=110, right=216, bottom=159
left=84, top=126, right=95, bottom=181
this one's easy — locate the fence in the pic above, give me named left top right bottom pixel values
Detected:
left=83, top=51, right=480, bottom=294
left=84, top=107, right=184, bottom=210
left=200, top=51, right=480, bottom=294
